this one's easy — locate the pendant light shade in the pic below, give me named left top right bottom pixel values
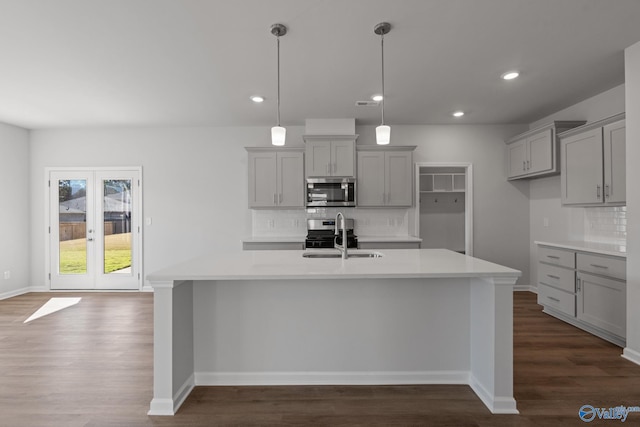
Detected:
left=271, top=126, right=286, bottom=146
left=270, top=23, right=287, bottom=146
left=376, top=124, right=390, bottom=145
left=374, top=22, right=391, bottom=145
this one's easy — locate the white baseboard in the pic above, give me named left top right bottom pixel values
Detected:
left=469, top=374, right=519, bottom=414
left=623, top=348, right=640, bottom=366
left=195, top=370, right=470, bottom=386
left=0, top=286, right=32, bottom=300
left=147, top=373, right=195, bottom=416
left=513, top=285, right=537, bottom=293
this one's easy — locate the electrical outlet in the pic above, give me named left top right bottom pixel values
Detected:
left=3, top=271, right=10, bottom=280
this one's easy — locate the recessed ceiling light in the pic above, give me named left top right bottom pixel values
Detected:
left=453, top=111, right=465, bottom=118
left=371, top=94, right=383, bottom=102
left=250, top=95, right=264, bottom=103
left=501, top=71, right=520, bottom=80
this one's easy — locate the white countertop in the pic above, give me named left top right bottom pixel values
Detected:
left=242, top=236, right=305, bottom=243
left=147, top=249, right=521, bottom=282
left=357, top=235, right=422, bottom=243
left=241, top=235, right=422, bottom=243
left=535, top=240, right=627, bottom=258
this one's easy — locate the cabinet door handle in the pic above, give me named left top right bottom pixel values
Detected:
left=273, top=193, right=277, bottom=204
left=547, top=274, right=560, bottom=280
left=527, top=160, right=530, bottom=170
left=546, top=255, right=560, bottom=260
left=547, top=296, right=561, bottom=303
left=523, top=160, right=526, bottom=171
left=605, top=184, right=610, bottom=199
left=576, top=278, right=581, bottom=292
left=596, top=184, right=601, bottom=198
left=589, top=264, right=609, bottom=269
left=279, top=193, right=283, bottom=203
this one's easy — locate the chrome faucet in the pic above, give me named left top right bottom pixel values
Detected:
left=334, top=212, right=348, bottom=259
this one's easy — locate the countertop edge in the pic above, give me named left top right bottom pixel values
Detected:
left=535, top=241, right=627, bottom=258
left=148, top=271, right=521, bottom=283
left=242, top=235, right=423, bottom=243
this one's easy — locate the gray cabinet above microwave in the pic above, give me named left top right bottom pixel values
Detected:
left=303, top=134, right=357, bottom=178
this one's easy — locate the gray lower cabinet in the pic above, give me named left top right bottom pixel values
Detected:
left=537, top=244, right=626, bottom=346
left=358, top=241, right=421, bottom=250
left=243, top=241, right=305, bottom=250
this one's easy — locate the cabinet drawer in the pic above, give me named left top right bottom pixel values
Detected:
left=538, top=246, right=575, bottom=269
left=538, top=283, right=576, bottom=317
left=577, top=253, right=626, bottom=280
left=538, top=263, right=575, bottom=293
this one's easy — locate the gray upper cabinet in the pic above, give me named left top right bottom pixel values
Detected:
left=603, top=119, right=626, bottom=204
left=506, top=121, right=585, bottom=180
left=357, top=146, right=415, bottom=207
left=246, top=147, right=305, bottom=209
left=560, top=113, right=625, bottom=206
left=304, top=135, right=357, bottom=177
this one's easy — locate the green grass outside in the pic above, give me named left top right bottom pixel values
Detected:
left=60, top=232, right=132, bottom=274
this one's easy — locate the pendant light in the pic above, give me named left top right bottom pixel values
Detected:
left=270, top=23, right=287, bottom=146
left=374, top=22, right=391, bottom=145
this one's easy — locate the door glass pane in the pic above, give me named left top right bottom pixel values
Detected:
left=103, top=180, right=132, bottom=274
left=58, top=179, right=87, bottom=274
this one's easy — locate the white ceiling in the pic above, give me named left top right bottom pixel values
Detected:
left=1, top=0, right=640, bottom=129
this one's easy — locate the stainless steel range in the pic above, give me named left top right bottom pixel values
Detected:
left=305, top=218, right=358, bottom=249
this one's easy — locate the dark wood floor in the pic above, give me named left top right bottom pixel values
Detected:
left=1, top=291, right=639, bottom=426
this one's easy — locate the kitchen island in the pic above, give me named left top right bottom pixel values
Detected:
left=147, top=249, right=521, bottom=416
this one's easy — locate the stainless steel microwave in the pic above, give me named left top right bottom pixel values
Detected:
left=306, top=178, right=356, bottom=207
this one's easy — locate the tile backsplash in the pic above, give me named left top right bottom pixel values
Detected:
left=583, top=206, right=626, bottom=246
left=251, top=208, right=410, bottom=237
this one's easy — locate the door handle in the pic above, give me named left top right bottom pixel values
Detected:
left=547, top=274, right=560, bottom=280
left=527, top=160, right=530, bottom=170
left=596, top=184, right=601, bottom=199
left=576, top=278, right=581, bottom=292
left=87, top=237, right=94, bottom=242
left=523, top=160, right=526, bottom=171
left=605, top=184, right=610, bottom=199
left=273, top=193, right=277, bottom=205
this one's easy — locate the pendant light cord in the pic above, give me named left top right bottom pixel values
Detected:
left=380, top=31, right=385, bottom=126
left=276, top=35, right=281, bottom=127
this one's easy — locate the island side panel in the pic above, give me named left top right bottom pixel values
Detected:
left=192, top=278, right=471, bottom=383
left=148, top=280, right=195, bottom=416
left=172, top=280, right=195, bottom=407
left=469, top=276, right=518, bottom=414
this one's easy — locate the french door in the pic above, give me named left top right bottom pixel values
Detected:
left=48, top=168, right=142, bottom=290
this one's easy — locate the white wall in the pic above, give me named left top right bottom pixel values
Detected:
left=29, top=123, right=530, bottom=288
left=0, top=122, right=30, bottom=299
left=29, top=126, right=306, bottom=289
left=528, top=85, right=626, bottom=290
left=357, top=124, right=530, bottom=284
left=529, top=84, right=626, bottom=129
left=624, top=41, right=640, bottom=363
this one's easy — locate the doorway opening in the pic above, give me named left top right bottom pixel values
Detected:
left=413, top=163, right=473, bottom=255
left=46, top=167, right=142, bottom=290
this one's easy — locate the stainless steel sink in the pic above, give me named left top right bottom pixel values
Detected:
left=302, top=252, right=383, bottom=259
